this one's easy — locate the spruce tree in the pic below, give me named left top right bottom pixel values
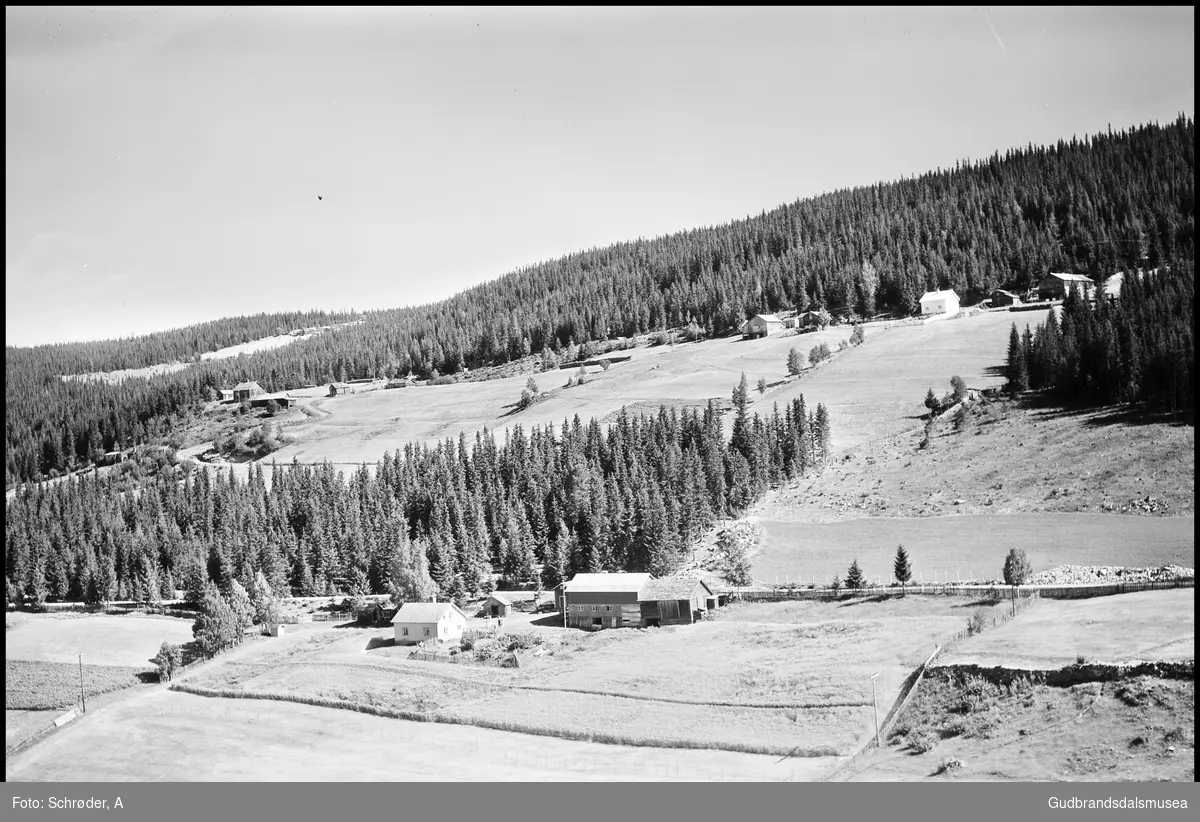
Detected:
left=845, top=558, right=865, bottom=590
left=893, top=544, right=912, bottom=595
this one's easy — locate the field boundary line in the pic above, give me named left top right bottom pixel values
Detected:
left=167, top=683, right=843, bottom=759
left=201, top=658, right=870, bottom=711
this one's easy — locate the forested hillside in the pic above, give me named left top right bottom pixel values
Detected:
left=5, top=395, right=829, bottom=604
left=5, top=117, right=1194, bottom=484
left=1007, top=261, right=1194, bottom=412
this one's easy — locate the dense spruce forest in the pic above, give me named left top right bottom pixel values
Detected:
left=4, top=394, right=829, bottom=604
left=5, top=117, right=1195, bottom=485
left=1006, top=261, right=1195, bottom=412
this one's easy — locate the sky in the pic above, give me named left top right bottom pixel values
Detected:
left=5, top=6, right=1194, bottom=347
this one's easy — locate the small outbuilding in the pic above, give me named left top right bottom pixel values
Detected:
left=266, top=623, right=286, bottom=637
left=392, top=601, right=470, bottom=645
left=990, top=289, right=1022, bottom=307
left=637, top=578, right=717, bottom=627
left=919, top=289, right=960, bottom=317
left=248, top=392, right=295, bottom=410
left=485, top=592, right=513, bottom=618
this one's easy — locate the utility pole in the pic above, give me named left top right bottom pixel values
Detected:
left=869, top=672, right=880, bottom=747
left=78, top=654, right=86, bottom=713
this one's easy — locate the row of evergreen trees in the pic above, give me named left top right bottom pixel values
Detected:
left=5, top=394, right=831, bottom=606
left=6, top=118, right=1193, bottom=485
left=1006, top=260, right=1194, bottom=412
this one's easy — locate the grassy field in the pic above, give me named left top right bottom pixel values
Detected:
left=5, top=689, right=834, bottom=781
left=842, top=674, right=1194, bottom=782
left=749, top=513, right=1196, bottom=586
left=752, top=396, right=1196, bottom=524
left=4, top=613, right=195, bottom=667
left=251, top=309, right=1035, bottom=471
left=935, top=589, right=1195, bottom=669
left=6, top=660, right=151, bottom=710
left=156, top=595, right=1003, bottom=758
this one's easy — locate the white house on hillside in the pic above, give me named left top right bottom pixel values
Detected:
left=919, top=289, right=960, bottom=317
left=391, top=601, right=469, bottom=645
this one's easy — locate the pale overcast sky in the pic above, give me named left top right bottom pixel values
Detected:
left=5, top=6, right=1194, bottom=347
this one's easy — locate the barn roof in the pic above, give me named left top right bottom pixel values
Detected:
left=919, top=289, right=959, bottom=302
left=751, top=313, right=784, bottom=323
left=638, top=577, right=714, bottom=601
left=233, top=381, right=264, bottom=391
left=487, top=592, right=512, bottom=605
left=391, top=602, right=468, bottom=623
left=991, top=289, right=1019, bottom=297
left=562, top=573, right=652, bottom=593
left=1044, top=272, right=1094, bottom=283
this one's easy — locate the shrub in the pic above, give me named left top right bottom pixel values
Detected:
left=849, top=325, right=865, bottom=346
left=966, top=610, right=989, bottom=635
left=909, top=730, right=936, bottom=754
left=838, top=339, right=849, bottom=351
left=460, top=629, right=481, bottom=652
left=504, top=630, right=543, bottom=652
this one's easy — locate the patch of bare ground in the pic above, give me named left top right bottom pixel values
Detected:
left=752, top=396, right=1193, bottom=524
left=843, top=673, right=1194, bottom=782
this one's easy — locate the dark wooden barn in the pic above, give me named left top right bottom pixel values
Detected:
left=637, top=578, right=717, bottom=627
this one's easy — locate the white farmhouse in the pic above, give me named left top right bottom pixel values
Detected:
left=919, top=289, right=960, bottom=317
left=391, top=601, right=470, bottom=645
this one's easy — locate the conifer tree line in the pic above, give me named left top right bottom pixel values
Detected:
left=6, top=117, right=1193, bottom=484
left=1005, top=260, right=1194, bottom=411
left=5, top=398, right=831, bottom=606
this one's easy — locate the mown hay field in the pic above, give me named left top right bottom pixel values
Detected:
left=6, top=660, right=150, bottom=710
left=935, top=588, right=1196, bottom=670
left=4, top=613, right=195, bottom=667
left=752, top=513, right=1196, bottom=585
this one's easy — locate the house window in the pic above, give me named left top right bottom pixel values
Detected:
left=424, top=627, right=430, bottom=637
left=402, top=628, right=409, bottom=636
left=592, top=606, right=597, bottom=611
left=605, top=606, right=611, bottom=611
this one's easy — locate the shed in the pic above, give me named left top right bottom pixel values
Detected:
left=919, top=289, right=960, bottom=317
left=357, top=602, right=385, bottom=626
left=391, top=601, right=469, bottom=645
left=249, top=392, right=295, bottom=410
left=561, top=573, right=652, bottom=629
left=485, top=592, right=513, bottom=618
left=219, top=389, right=235, bottom=402
left=233, top=381, right=266, bottom=402
left=796, top=310, right=824, bottom=328
left=990, top=289, right=1022, bottom=307
left=1037, top=272, right=1095, bottom=302
left=266, top=623, right=286, bottom=637
left=328, top=383, right=349, bottom=396
left=637, top=578, right=716, bottom=627
left=739, top=314, right=786, bottom=339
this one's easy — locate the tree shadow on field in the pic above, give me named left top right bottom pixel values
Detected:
left=837, top=593, right=903, bottom=607
left=951, top=598, right=1002, bottom=609
left=365, top=637, right=394, bottom=651
left=1018, top=393, right=1193, bottom=430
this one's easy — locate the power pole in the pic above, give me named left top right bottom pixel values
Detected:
left=869, top=672, right=880, bottom=747
left=78, top=654, right=86, bottom=713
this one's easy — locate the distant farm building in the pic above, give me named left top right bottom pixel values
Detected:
left=392, top=601, right=469, bottom=645
left=796, top=310, right=823, bottom=329
left=97, top=451, right=125, bottom=467
left=484, top=593, right=513, bottom=618
left=232, top=381, right=266, bottom=402
left=248, top=392, right=296, bottom=410
left=638, top=577, right=716, bottom=627
left=1038, top=272, right=1095, bottom=302
left=990, top=289, right=1022, bottom=307
left=740, top=314, right=785, bottom=339
left=218, top=389, right=235, bottom=402
left=329, top=383, right=348, bottom=396
left=560, top=573, right=719, bottom=629
left=781, top=316, right=797, bottom=329
left=919, top=289, right=960, bottom=317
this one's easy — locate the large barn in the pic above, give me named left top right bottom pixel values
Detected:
left=990, top=289, right=1022, bottom=307
left=1037, top=272, right=1095, bottom=301
left=739, top=314, right=785, bottom=339
left=232, top=381, right=266, bottom=402
left=560, top=573, right=719, bottom=629
left=391, top=601, right=469, bottom=645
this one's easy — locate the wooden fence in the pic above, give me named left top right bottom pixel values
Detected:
left=737, top=577, right=1192, bottom=604
left=407, top=650, right=515, bottom=669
